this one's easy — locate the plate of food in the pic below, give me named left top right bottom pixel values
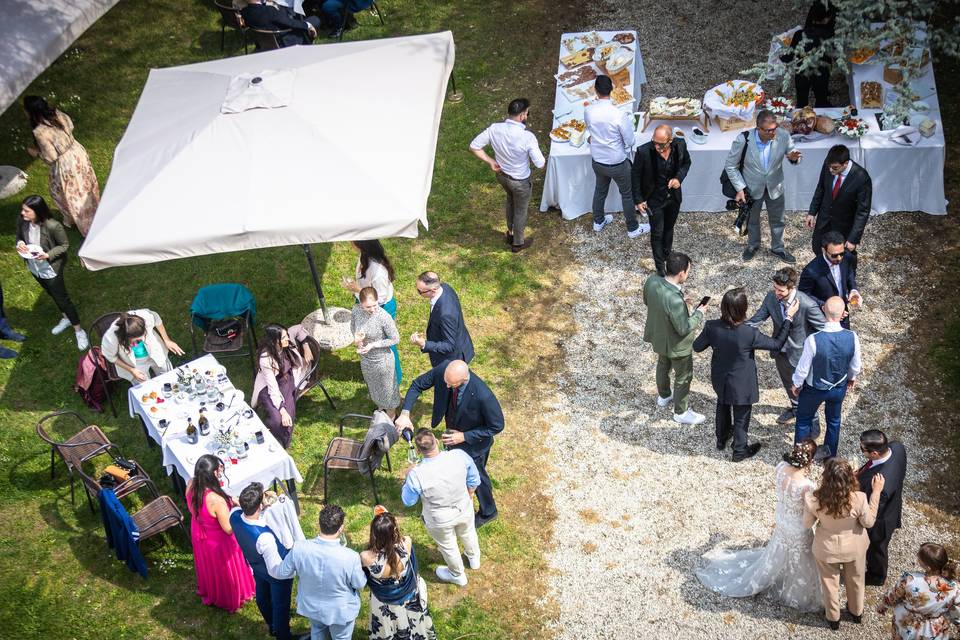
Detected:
left=562, top=80, right=598, bottom=103
left=704, top=80, right=764, bottom=121
left=605, top=47, right=634, bottom=74
left=560, top=47, right=594, bottom=69
left=592, top=42, right=621, bottom=63
left=610, top=86, right=634, bottom=107
left=550, top=126, right=573, bottom=143
left=556, top=63, right=598, bottom=88
left=612, top=32, right=635, bottom=45
left=16, top=243, right=44, bottom=259
left=550, top=119, right=587, bottom=144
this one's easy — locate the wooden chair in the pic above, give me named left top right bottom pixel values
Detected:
left=295, top=334, right=336, bottom=410
left=36, top=411, right=122, bottom=507
left=213, top=0, right=249, bottom=53
left=249, top=27, right=291, bottom=51
left=338, top=1, right=384, bottom=41
left=88, top=312, right=123, bottom=417
left=322, top=414, right=392, bottom=505
left=132, top=495, right=186, bottom=541
left=75, top=463, right=161, bottom=515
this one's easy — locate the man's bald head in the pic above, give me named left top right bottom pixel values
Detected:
left=823, top=296, right=846, bottom=321
left=443, top=360, right=470, bottom=387
left=652, top=124, right=673, bottom=144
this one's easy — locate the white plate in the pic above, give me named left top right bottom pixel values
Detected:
left=16, top=243, right=43, bottom=258
left=592, top=42, right=621, bottom=63
left=688, top=131, right=708, bottom=145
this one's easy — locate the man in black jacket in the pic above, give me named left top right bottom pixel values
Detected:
left=240, top=0, right=321, bottom=47
left=411, top=272, right=475, bottom=368
left=806, top=144, right=872, bottom=273
left=632, top=124, right=691, bottom=277
left=856, top=429, right=907, bottom=586
left=798, top=230, right=862, bottom=329
left=395, top=360, right=504, bottom=528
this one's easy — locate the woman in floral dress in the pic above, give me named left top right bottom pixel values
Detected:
left=360, top=511, right=436, bottom=640
left=878, top=543, right=960, bottom=639
left=350, top=287, right=400, bottom=418
left=24, top=95, right=100, bottom=236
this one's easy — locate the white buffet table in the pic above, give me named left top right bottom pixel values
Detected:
left=540, top=30, right=647, bottom=219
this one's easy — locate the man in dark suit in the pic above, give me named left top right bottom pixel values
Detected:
left=693, top=287, right=796, bottom=461
left=856, top=429, right=907, bottom=586
left=806, top=144, right=872, bottom=274
left=631, top=124, right=692, bottom=276
left=798, top=230, right=862, bottom=329
left=748, top=267, right=826, bottom=423
left=395, top=360, right=504, bottom=528
left=240, top=0, right=321, bottom=47
left=411, top=272, right=475, bottom=368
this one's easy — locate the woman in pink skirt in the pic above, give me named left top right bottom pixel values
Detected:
left=185, top=454, right=255, bottom=612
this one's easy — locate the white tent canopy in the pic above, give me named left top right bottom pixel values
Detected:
left=79, top=31, right=455, bottom=271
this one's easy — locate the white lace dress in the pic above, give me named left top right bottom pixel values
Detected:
left=696, top=462, right=822, bottom=612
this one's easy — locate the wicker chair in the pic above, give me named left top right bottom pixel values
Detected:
left=132, top=495, right=186, bottom=541
left=36, top=411, right=122, bottom=507
left=321, top=413, right=392, bottom=504
left=213, top=0, right=248, bottom=53
left=295, top=334, right=336, bottom=410
left=75, top=463, right=161, bottom=515
left=249, top=27, right=291, bottom=51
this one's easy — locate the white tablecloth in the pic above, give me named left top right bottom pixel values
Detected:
left=540, top=30, right=646, bottom=218
left=128, top=354, right=303, bottom=497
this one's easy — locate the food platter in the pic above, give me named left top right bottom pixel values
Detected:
left=704, top=80, right=764, bottom=122
left=550, top=119, right=587, bottom=144
left=641, top=97, right=709, bottom=132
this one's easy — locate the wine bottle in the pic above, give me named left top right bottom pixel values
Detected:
left=198, top=408, right=210, bottom=437
left=186, top=418, right=198, bottom=444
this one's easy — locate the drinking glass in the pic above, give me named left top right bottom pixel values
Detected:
left=162, top=382, right=173, bottom=399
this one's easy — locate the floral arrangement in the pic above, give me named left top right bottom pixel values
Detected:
left=835, top=116, right=869, bottom=138
left=764, top=96, right=794, bottom=116
left=212, top=427, right=235, bottom=448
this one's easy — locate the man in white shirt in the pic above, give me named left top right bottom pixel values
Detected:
left=401, top=428, right=481, bottom=586
left=470, top=98, right=545, bottom=253
left=790, top=296, right=862, bottom=458
left=584, top=75, right=639, bottom=237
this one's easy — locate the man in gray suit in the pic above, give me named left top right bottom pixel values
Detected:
left=725, top=109, right=802, bottom=263
left=748, top=267, right=825, bottom=423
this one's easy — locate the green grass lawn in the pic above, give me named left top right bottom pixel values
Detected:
left=0, top=1, right=579, bottom=638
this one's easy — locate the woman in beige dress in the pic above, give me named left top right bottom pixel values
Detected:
left=24, top=95, right=100, bottom=236
left=804, top=457, right=884, bottom=631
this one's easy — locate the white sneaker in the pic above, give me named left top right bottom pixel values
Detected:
left=592, top=214, right=614, bottom=232
left=673, top=409, right=706, bottom=425
left=656, top=394, right=673, bottom=408
left=435, top=566, right=467, bottom=586
left=627, top=227, right=642, bottom=239
left=466, top=554, right=481, bottom=570
left=51, top=318, right=72, bottom=335
left=75, top=330, right=89, bottom=351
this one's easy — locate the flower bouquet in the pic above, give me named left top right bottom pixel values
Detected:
left=764, top=96, right=794, bottom=117
left=835, top=116, right=869, bottom=138
left=212, top=427, right=235, bottom=449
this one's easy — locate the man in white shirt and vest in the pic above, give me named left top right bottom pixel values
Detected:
left=401, top=428, right=481, bottom=586
left=791, top=296, right=862, bottom=458
left=470, top=98, right=545, bottom=253
left=584, top=75, right=639, bottom=237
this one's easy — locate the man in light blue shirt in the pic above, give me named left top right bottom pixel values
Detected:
left=401, top=428, right=481, bottom=586
left=272, top=505, right=365, bottom=640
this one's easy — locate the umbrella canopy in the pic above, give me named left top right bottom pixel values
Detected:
left=79, top=31, right=455, bottom=270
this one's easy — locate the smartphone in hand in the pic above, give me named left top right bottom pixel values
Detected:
left=698, top=296, right=711, bottom=307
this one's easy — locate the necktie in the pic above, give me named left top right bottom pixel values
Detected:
left=832, top=175, right=843, bottom=199
left=855, top=460, right=872, bottom=477
left=445, top=387, right=459, bottom=427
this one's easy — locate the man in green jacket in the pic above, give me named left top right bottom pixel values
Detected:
left=643, top=252, right=709, bottom=424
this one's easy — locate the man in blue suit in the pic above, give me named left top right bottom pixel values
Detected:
left=395, top=360, right=504, bottom=528
left=411, top=271, right=475, bottom=368
left=798, top=230, right=862, bottom=329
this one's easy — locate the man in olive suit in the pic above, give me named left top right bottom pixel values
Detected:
left=642, top=252, right=708, bottom=424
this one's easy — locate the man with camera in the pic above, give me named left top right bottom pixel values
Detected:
left=724, top=109, right=802, bottom=263
left=632, top=124, right=692, bottom=277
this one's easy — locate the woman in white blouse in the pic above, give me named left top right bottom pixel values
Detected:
left=343, top=240, right=402, bottom=384
left=100, top=309, right=184, bottom=383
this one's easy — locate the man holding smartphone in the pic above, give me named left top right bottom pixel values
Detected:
left=642, top=252, right=708, bottom=424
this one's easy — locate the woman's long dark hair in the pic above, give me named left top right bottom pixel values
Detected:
left=190, top=454, right=230, bottom=517
left=115, top=312, right=147, bottom=350
left=22, top=195, right=53, bottom=223
left=367, top=512, right=404, bottom=579
left=354, top=240, right=395, bottom=282
left=720, top=287, right=748, bottom=327
left=259, top=323, right=292, bottom=370
left=813, top=457, right=859, bottom=518
left=23, top=95, right=63, bottom=130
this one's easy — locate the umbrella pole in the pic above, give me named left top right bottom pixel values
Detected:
left=302, top=244, right=329, bottom=324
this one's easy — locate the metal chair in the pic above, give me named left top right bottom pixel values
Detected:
left=131, top=495, right=186, bottom=541
left=75, top=464, right=161, bottom=515
left=338, top=1, right=384, bottom=41
left=322, top=414, right=392, bottom=504
left=295, top=334, right=336, bottom=410
left=36, top=411, right=122, bottom=507
left=88, top=312, right=123, bottom=417
left=249, top=27, right=291, bottom=51
left=213, top=0, right=249, bottom=53
left=189, top=284, right=258, bottom=373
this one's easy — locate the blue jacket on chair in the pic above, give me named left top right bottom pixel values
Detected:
left=98, top=488, right=147, bottom=578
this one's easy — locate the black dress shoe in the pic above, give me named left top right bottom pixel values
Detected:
left=716, top=435, right=730, bottom=450
left=844, top=605, right=862, bottom=623
left=742, top=246, right=758, bottom=261
left=828, top=619, right=840, bottom=631
left=511, top=237, right=534, bottom=253
left=474, top=511, right=498, bottom=528
left=865, top=576, right=886, bottom=587
left=732, top=442, right=762, bottom=462
left=770, top=249, right=796, bottom=263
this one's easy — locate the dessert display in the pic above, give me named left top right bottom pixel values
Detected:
left=860, top=81, right=883, bottom=108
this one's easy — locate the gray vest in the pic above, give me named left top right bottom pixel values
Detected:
left=411, top=450, right=473, bottom=528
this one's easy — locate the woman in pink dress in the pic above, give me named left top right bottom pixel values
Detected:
left=185, top=454, right=255, bottom=612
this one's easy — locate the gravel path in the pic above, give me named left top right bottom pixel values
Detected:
left=544, top=3, right=954, bottom=639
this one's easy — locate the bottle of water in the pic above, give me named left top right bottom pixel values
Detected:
left=402, top=427, right=418, bottom=464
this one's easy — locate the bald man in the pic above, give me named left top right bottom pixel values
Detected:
left=791, top=296, right=862, bottom=458
left=395, top=360, right=504, bottom=528
left=632, top=124, right=692, bottom=276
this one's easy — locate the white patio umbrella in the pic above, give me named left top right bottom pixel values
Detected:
left=79, top=31, right=455, bottom=320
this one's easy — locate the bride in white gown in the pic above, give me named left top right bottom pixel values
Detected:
left=696, top=439, right=822, bottom=612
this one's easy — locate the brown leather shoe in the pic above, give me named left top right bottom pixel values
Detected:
left=511, top=238, right=534, bottom=253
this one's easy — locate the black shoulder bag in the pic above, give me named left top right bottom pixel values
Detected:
left=719, top=131, right=750, bottom=199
